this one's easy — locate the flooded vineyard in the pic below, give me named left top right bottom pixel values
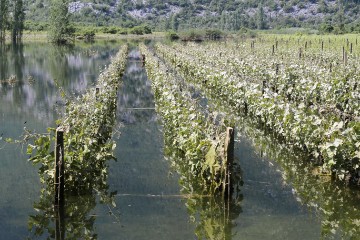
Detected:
left=0, top=40, right=359, bottom=239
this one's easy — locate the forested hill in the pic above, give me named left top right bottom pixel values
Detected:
left=26, top=0, right=360, bottom=32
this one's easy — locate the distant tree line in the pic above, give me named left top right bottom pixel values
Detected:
left=0, top=0, right=24, bottom=43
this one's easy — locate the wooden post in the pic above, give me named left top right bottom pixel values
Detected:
left=350, top=43, right=353, bottom=54
left=142, top=54, right=146, bottom=66
left=54, top=127, right=64, bottom=207
left=95, top=86, right=100, bottom=100
left=299, top=48, right=302, bottom=59
left=224, top=127, right=234, bottom=199
left=321, top=41, right=324, bottom=51
left=272, top=45, right=275, bottom=55
left=262, top=80, right=266, bottom=95
left=344, top=51, right=348, bottom=66
left=342, top=46, right=345, bottom=62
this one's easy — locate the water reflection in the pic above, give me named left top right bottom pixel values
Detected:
left=28, top=178, right=117, bottom=239
left=117, top=47, right=157, bottom=124
left=169, top=60, right=360, bottom=239
left=238, top=111, right=360, bottom=239
left=0, top=41, right=123, bottom=239
left=0, top=42, right=120, bottom=125
left=156, top=67, right=244, bottom=239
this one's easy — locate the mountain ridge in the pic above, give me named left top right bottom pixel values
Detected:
left=25, top=0, right=360, bottom=32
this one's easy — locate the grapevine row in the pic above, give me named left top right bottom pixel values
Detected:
left=140, top=43, right=241, bottom=195
left=155, top=42, right=359, bottom=181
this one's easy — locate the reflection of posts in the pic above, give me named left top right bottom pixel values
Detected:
left=54, top=127, right=65, bottom=239
left=54, top=127, right=64, bottom=207
left=223, top=127, right=234, bottom=199
left=55, top=203, right=65, bottom=240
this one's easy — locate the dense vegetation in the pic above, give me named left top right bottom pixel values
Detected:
left=20, top=0, right=360, bottom=33
left=140, top=43, right=242, bottom=196
left=26, top=45, right=127, bottom=192
left=148, top=35, right=359, bottom=184
left=24, top=45, right=128, bottom=238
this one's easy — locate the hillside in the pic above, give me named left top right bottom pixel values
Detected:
left=24, top=0, right=360, bottom=32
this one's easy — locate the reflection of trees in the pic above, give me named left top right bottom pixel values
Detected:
left=0, top=42, right=120, bottom=124
left=238, top=115, right=360, bottom=239
left=117, top=49, right=156, bottom=124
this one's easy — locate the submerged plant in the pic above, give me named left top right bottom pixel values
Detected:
left=24, top=45, right=128, bottom=239
left=140, top=43, right=242, bottom=196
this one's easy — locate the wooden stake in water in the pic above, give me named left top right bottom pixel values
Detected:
left=54, top=127, right=64, bottom=207
left=142, top=54, right=146, bottom=67
left=224, top=127, right=234, bottom=199
left=95, top=86, right=100, bottom=100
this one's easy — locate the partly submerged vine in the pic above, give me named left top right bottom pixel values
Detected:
left=26, top=45, right=128, bottom=192
left=140, top=43, right=241, bottom=196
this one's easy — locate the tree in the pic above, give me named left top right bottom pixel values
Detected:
left=48, top=0, right=74, bottom=44
left=12, top=0, right=25, bottom=43
left=257, top=3, right=266, bottom=30
left=171, top=14, right=179, bottom=31
left=335, top=0, right=345, bottom=34
left=0, top=0, right=9, bottom=42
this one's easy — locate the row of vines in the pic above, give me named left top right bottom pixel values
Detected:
left=25, top=45, right=128, bottom=238
left=140, top=43, right=243, bottom=239
left=139, top=43, right=242, bottom=196
left=152, top=37, right=359, bottom=183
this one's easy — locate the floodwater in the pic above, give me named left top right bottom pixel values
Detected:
left=0, top=42, right=359, bottom=239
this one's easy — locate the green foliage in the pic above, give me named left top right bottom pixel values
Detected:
left=319, top=22, right=334, bottom=33
left=179, top=29, right=204, bottom=41
left=154, top=36, right=359, bottom=184
left=102, top=26, right=119, bottom=34
left=24, top=20, right=48, bottom=31
left=48, top=0, right=74, bottom=44
left=75, top=27, right=95, bottom=41
left=140, top=43, right=242, bottom=195
left=25, top=45, right=128, bottom=192
left=166, top=31, right=179, bottom=40
left=129, top=26, right=143, bottom=35
left=129, top=25, right=151, bottom=35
